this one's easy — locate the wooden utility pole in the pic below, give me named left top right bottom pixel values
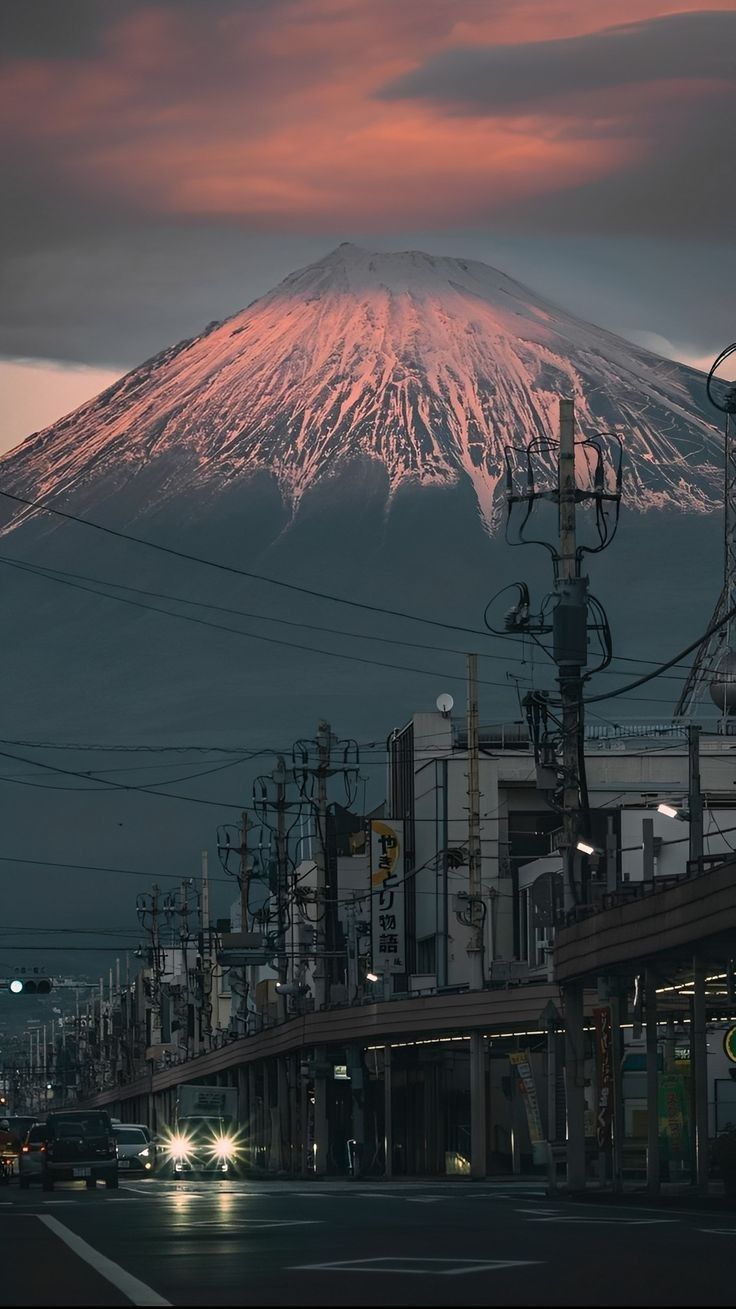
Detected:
left=466, top=653, right=484, bottom=988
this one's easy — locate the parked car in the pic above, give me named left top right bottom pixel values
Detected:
left=112, top=1123, right=155, bottom=1175
left=18, top=1123, right=46, bottom=1188
left=42, top=1110, right=118, bottom=1190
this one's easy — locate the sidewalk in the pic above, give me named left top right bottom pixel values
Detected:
left=551, top=1179, right=736, bottom=1211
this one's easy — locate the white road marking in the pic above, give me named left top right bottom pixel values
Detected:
left=405, top=1197, right=444, bottom=1204
left=289, top=1256, right=541, bottom=1276
left=38, top=1215, right=171, bottom=1307
left=526, top=1216, right=677, bottom=1225
left=699, top=1228, right=736, bottom=1235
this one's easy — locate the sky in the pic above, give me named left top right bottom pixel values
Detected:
left=0, top=0, right=734, bottom=451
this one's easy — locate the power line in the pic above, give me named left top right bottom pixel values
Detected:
left=0, top=555, right=522, bottom=693
left=0, top=556, right=709, bottom=709
left=0, top=489, right=714, bottom=680
left=0, top=488, right=519, bottom=642
left=0, top=551, right=704, bottom=684
left=584, top=601, right=736, bottom=705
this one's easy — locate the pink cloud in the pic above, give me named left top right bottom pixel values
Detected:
left=0, top=0, right=731, bottom=232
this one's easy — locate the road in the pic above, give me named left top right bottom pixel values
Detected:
left=1, top=1175, right=734, bottom=1306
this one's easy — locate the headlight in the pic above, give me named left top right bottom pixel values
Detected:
left=165, top=1133, right=192, bottom=1159
left=211, top=1135, right=237, bottom=1159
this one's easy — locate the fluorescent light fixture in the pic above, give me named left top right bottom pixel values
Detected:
left=657, top=803, right=679, bottom=819
left=366, top=972, right=380, bottom=983
left=576, top=840, right=595, bottom=856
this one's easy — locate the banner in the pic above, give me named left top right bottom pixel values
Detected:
left=658, top=1074, right=690, bottom=1163
left=370, top=819, right=405, bottom=973
left=593, top=1005, right=614, bottom=1150
left=509, top=1050, right=544, bottom=1146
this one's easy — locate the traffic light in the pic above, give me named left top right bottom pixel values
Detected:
left=4, top=977, right=52, bottom=995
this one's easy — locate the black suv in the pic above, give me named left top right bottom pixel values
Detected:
left=42, top=1111, right=118, bottom=1191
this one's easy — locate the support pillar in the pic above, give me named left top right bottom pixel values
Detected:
left=300, top=1055, right=310, bottom=1178
left=470, top=1031, right=487, bottom=1179
left=384, top=1046, right=393, bottom=1178
left=610, top=993, right=624, bottom=1193
left=693, top=954, right=710, bottom=1194
left=313, top=1046, right=329, bottom=1177
left=645, top=970, right=660, bottom=1194
left=564, top=980, right=586, bottom=1191
left=237, top=1065, right=248, bottom=1130
left=347, top=1044, right=365, bottom=1178
left=288, top=1054, right=299, bottom=1175
left=276, top=1057, right=289, bottom=1174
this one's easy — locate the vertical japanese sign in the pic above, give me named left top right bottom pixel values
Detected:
left=593, top=1005, right=614, bottom=1150
left=370, top=819, right=405, bottom=973
left=658, top=1074, right=690, bottom=1163
left=509, top=1051, right=544, bottom=1146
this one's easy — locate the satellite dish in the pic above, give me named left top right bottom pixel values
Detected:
left=436, top=693, right=454, bottom=716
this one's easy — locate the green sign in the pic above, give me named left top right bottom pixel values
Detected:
left=724, top=1027, right=736, bottom=1064
left=658, top=1074, right=691, bottom=1163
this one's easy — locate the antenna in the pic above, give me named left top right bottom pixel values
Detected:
left=436, top=692, right=454, bottom=716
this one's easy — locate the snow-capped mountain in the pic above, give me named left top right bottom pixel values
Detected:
left=0, top=245, right=725, bottom=950
left=0, top=244, right=721, bottom=532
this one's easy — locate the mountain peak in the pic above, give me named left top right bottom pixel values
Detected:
left=0, top=247, right=721, bottom=531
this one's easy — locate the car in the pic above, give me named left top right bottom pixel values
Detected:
left=112, top=1123, right=155, bottom=1175
left=42, top=1110, right=118, bottom=1191
left=1, top=1116, right=37, bottom=1181
left=18, top=1122, right=46, bottom=1188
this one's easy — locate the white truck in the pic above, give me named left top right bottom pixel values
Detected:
left=165, top=1084, right=240, bottom=1177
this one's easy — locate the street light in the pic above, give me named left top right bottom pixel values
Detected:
left=657, top=803, right=689, bottom=820
left=575, top=840, right=596, bottom=856
left=9, top=980, right=23, bottom=994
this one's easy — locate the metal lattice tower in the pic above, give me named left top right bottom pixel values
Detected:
left=675, top=346, right=736, bottom=721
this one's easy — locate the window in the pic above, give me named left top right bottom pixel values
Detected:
left=113, top=1127, right=147, bottom=1145
left=416, top=935, right=436, bottom=974
left=51, top=1114, right=109, bottom=1139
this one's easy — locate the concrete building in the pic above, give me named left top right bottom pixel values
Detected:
left=64, top=713, right=736, bottom=1186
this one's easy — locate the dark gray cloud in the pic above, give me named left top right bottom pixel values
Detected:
left=0, top=0, right=271, bottom=62
left=380, top=11, right=736, bottom=242
left=381, top=12, right=736, bottom=111
left=0, top=0, right=112, bottom=61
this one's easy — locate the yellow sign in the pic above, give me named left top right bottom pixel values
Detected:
left=724, top=1026, right=736, bottom=1063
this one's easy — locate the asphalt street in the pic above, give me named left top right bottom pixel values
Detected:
left=1, top=1176, right=734, bottom=1307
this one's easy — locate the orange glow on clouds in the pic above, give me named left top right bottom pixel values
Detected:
left=0, top=0, right=731, bottom=232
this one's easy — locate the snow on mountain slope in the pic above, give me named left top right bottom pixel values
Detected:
left=0, top=244, right=721, bottom=531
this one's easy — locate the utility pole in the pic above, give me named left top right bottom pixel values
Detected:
left=312, top=720, right=331, bottom=1012
left=501, top=397, right=620, bottom=916
left=239, top=814, right=252, bottom=1031
left=688, top=724, right=704, bottom=871
left=466, top=653, right=484, bottom=988
left=274, top=756, right=289, bottom=1023
left=312, top=722, right=331, bottom=1179
left=555, top=399, right=588, bottom=913
left=200, top=851, right=211, bottom=1051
